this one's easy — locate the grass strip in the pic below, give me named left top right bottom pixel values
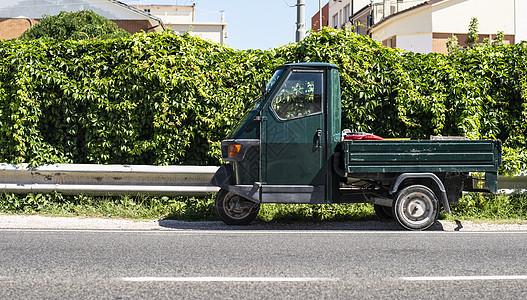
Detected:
left=0, top=192, right=526, bottom=223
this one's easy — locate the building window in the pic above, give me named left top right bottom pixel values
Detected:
left=332, top=14, right=339, bottom=29
left=383, top=36, right=396, bottom=49
left=343, top=5, right=350, bottom=24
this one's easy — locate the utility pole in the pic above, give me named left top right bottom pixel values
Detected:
left=296, top=0, right=305, bottom=42
left=319, top=0, right=322, bottom=31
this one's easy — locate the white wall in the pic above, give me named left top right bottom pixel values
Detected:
left=190, top=24, right=225, bottom=44
left=371, top=5, right=432, bottom=42
left=397, top=33, right=433, bottom=53
left=432, top=0, right=515, bottom=35
left=516, top=0, right=527, bottom=42
left=168, top=23, right=225, bottom=44
left=329, top=0, right=351, bottom=28
left=142, top=4, right=226, bottom=45
left=136, top=5, right=194, bottom=24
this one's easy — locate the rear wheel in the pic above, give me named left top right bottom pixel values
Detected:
left=215, top=189, right=260, bottom=225
left=374, top=204, right=393, bottom=219
left=393, top=185, right=439, bottom=231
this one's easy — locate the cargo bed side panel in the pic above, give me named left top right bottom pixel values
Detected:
left=343, top=140, right=501, bottom=174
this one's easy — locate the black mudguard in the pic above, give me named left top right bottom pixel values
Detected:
left=210, top=164, right=236, bottom=190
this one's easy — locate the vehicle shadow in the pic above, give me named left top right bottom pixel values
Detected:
left=157, top=219, right=447, bottom=231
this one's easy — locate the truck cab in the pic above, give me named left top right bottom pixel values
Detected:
left=211, top=62, right=501, bottom=230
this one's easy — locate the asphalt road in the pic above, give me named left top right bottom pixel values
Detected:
left=1, top=225, right=527, bottom=299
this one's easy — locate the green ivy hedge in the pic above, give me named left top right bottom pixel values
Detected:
left=0, top=29, right=525, bottom=174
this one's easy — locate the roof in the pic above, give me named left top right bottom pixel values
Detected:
left=133, top=5, right=195, bottom=8
left=281, top=62, right=339, bottom=69
left=109, top=0, right=165, bottom=29
left=370, top=0, right=444, bottom=30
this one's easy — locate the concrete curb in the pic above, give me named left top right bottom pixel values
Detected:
left=1, top=214, right=527, bottom=232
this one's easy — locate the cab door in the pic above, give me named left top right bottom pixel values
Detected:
left=260, top=68, right=326, bottom=187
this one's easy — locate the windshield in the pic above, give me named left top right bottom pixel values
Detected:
left=227, top=96, right=262, bottom=138
left=227, top=68, right=285, bottom=138
left=233, top=68, right=284, bottom=127
left=266, top=69, right=284, bottom=93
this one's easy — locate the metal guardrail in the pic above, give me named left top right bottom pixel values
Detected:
left=0, top=163, right=220, bottom=196
left=0, top=163, right=525, bottom=196
left=497, top=176, right=527, bottom=194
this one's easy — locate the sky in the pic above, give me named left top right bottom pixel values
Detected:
left=122, top=0, right=323, bottom=50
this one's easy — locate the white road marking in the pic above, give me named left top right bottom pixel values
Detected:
left=400, top=275, right=527, bottom=281
left=119, top=277, right=339, bottom=282
left=3, top=228, right=527, bottom=234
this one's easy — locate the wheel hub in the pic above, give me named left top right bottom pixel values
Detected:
left=225, top=195, right=252, bottom=218
left=402, top=192, right=431, bottom=221
left=407, top=199, right=427, bottom=219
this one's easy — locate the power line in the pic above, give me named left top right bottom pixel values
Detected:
left=283, top=0, right=296, bottom=8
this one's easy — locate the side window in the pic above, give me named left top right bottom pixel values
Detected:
left=272, top=70, right=323, bottom=120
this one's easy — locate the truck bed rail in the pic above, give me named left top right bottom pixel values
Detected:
left=343, top=140, right=502, bottom=174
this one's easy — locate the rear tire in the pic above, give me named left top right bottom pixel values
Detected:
left=393, top=185, right=439, bottom=231
left=215, top=189, right=260, bottom=225
left=374, top=204, right=393, bottom=219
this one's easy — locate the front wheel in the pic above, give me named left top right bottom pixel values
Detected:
left=393, top=185, right=439, bottom=231
left=215, top=189, right=260, bottom=225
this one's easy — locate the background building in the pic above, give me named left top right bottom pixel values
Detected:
left=311, top=2, right=329, bottom=32
left=133, top=4, right=227, bottom=45
left=0, top=0, right=228, bottom=45
left=0, top=0, right=165, bottom=40
left=328, top=0, right=371, bottom=30
left=370, top=0, right=520, bottom=53
left=312, top=0, right=526, bottom=54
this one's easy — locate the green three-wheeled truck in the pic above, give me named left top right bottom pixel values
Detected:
left=211, top=62, right=502, bottom=230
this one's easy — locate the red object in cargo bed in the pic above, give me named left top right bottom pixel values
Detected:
left=344, top=132, right=383, bottom=140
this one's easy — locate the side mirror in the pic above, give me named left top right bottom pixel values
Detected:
left=261, top=79, right=268, bottom=95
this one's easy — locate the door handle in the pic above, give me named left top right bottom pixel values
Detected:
left=313, top=129, right=322, bottom=152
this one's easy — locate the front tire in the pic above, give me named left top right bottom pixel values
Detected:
left=393, top=185, right=439, bottom=231
left=215, top=189, right=260, bottom=225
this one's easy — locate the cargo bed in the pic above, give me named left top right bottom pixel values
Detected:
left=343, top=140, right=502, bottom=174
